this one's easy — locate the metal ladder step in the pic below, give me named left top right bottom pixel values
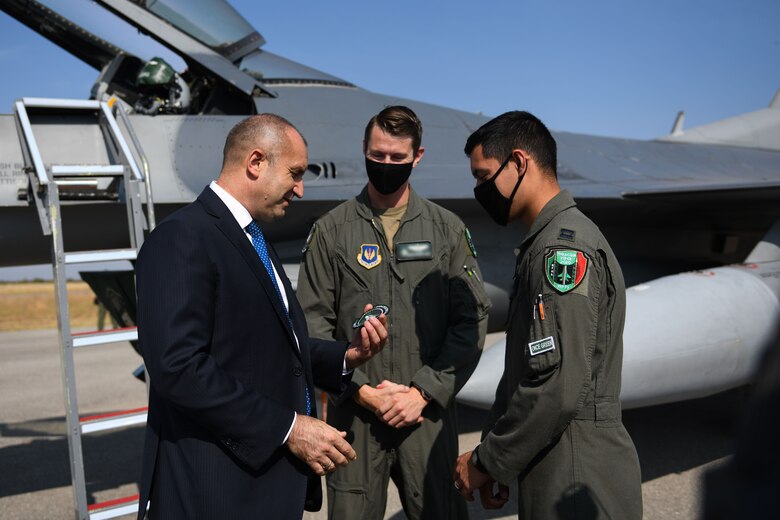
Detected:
left=51, top=165, right=126, bottom=177
left=80, top=407, right=148, bottom=434
left=22, top=97, right=102, bottom=110
left=65, top=249, right=137, bottom=264
left=88, top=494, right=140, bottom=520
left=72, top=327, right=138, bottom=348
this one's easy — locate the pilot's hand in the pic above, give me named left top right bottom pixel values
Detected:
left=453, top=450, right=490, bottom=501
left=286, top=414, right=356, bottom=476
left=479, top=479, right=509, bottom=510
left=345, top=304, right=388, bottom=369
left=376, top=381, right=427, bottom=428
left=353, top=380, right=410, bottom=414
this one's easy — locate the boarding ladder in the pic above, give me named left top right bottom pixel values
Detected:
left=13, top=97, right=154, bottom=520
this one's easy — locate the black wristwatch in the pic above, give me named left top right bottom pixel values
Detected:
left=411, top=382, right=432, bottom=402
left=470, top=445, right=488, bottom=474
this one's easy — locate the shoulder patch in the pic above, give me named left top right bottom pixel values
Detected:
left=464, top=228, right=478, bottom=257
left=558, top=228, right=576, bottom=242
left=545, top=249, right=588, bottom=294
left=302, top=223, right=316, bottom=254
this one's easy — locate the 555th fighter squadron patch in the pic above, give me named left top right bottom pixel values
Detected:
left=545, top=249, right=588, bottom=293
left=358, top=244, right=382, bottom=269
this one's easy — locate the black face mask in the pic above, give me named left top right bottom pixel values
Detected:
left=473, top=154, right=524, bottom=226
left=365, top=157, right=414, bottom=195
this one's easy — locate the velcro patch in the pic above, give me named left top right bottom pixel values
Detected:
left=559, top=228, right=576, bottom=241
left=545, top=249, right=588, bottom=294
left=358, top=244, right=382, bottom=269
left=395, top=241, right=433, bottom=262
left=528, top=336, right=556, bottom=356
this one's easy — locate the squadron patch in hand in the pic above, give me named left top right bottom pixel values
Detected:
left=545, top=249, right=588, bottom=293
left=358, top=244, right=382, bottom=269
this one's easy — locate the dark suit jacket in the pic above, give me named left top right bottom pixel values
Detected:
left=135, top=187, right=349, bottom=519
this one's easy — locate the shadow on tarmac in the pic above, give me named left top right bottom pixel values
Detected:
left=0, top=389, right=741, bottom=519
left=0, top=419, right=143, bottom=505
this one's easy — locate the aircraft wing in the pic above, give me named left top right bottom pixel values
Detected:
left=553, top=131, right=780, bottom=201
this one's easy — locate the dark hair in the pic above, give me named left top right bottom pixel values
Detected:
left=222, top=113, right=305, bottom=168
left=364, top=105, right=423, bottom=152
left=464, top=111, right=557, bottom=178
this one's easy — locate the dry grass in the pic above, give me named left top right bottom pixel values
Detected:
left=0, top=282, right=100, bottom=332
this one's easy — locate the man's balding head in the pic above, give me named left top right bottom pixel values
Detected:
left=221, top=114, right=305, bottom=171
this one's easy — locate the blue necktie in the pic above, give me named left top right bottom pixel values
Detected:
left=246, top=221, right=311, bottom=416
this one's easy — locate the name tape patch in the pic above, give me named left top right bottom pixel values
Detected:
left=528, top=336, right=556, bottom=356
left=395, top=241, right=433, bottom=262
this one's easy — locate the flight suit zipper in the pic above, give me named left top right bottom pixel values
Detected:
left=370, top=218, right=395, bottom=375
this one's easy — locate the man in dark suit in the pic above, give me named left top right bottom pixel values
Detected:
left=135, top=114, right=388, bottom=519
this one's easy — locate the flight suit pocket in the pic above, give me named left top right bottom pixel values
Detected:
left=524, top=293, right=561, bottom=379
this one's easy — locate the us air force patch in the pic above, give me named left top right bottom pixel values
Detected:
left=357, top=244, right=382, bottom=269
left=545, top=249, right=588, bottom=293
left=301, top=223, right=316, bottom=254
left=528, top=336, right=555, bottom=356
left=465, top=228, right=477, bottom=257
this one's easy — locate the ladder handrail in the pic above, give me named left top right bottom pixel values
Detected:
left=13, top=100, right=49, bottom=186
left=99, top=102, right=144, bottom=182
left=114, top=104, right=156, bottom=230
left=12, top=97, right=151, bottom=520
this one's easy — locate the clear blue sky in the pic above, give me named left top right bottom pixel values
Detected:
left=0, top=0, right=777, bottom=140
left=0, top=0, right=777, bottom=281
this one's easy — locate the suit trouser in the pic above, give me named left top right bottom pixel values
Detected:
left=325, top=400, right=467, bottom=520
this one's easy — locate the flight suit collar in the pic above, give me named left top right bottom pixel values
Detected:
left=355, top=184, right=423, bottom=223
left=520, top=189, right=577, bottom=249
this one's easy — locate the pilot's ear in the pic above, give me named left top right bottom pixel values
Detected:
left=512, top=149, right=526, bottom=174
left=413, top=146, right=425, bottom=167
left=362, top=140, right=367, bottom=155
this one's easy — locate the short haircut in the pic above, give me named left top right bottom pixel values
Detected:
left=364, top=105, right=423, bottom=152
left=222, top=113, right=305, bottom=169
left=464, top=111, right=557, bottom=178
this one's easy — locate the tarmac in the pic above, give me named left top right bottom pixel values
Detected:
left=0, top=329, right=742, bottom=519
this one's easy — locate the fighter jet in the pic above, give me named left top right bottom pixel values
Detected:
left=1, top=0, right=779, bottom=411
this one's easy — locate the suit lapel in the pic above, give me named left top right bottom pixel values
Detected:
left=198, top=189, right=299, bottom=353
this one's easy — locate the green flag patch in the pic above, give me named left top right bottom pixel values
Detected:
left=545, top=249, right=588, bottom=293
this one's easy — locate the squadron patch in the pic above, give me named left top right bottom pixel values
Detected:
left=301, top=223, right=316, bottom=254
left=464, top=228, right=478, bottom=257
left=528, top=336, right=556, bottom=356
left=545, top=249, right=588, bottom=294
left=357, top=244, right=382, bottom=269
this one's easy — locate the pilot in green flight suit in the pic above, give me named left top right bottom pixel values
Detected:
left=454, top=111, right=642, bottom=519
left=297, top=106, right=490, bottom=520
